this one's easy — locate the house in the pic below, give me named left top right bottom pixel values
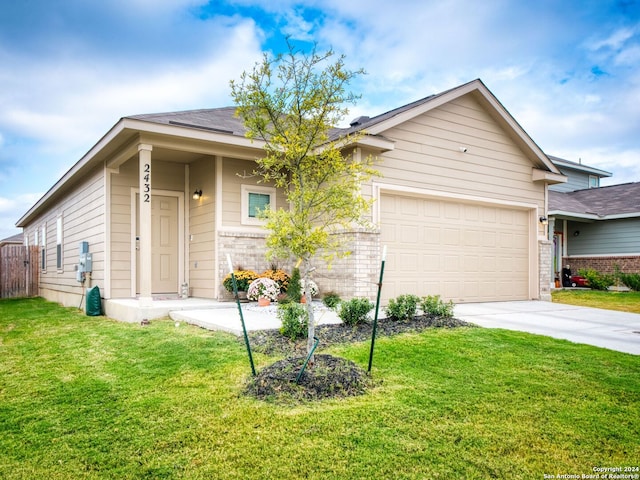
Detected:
left=0, top=233, right=23, bottom=251
left=547, top=158, right=640, bottom=279
left=16, top=79, right=566, bottom=321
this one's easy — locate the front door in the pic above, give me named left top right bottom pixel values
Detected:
left=136, top=194, right=179, bottom=294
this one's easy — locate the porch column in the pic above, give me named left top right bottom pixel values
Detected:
left=548, top=216, right=556, bottom=289
left=138, top=144, right=153, bottom=308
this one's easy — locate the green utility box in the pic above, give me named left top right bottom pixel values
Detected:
left=86, top=285, right=102, bottom=316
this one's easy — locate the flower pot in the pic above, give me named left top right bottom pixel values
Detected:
left=258, top=297, right=271, bottom=307
left=300, top=296, right=306, bottom=304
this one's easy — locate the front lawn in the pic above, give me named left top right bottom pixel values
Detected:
left=552, top=289, right=640, bottom=313
left=1, top=298, right=639, bottom=479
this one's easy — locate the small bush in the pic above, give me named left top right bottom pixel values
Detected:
left=287, top=268, right=302, bottom=302
left=385, top=294, right=420, bottom=321
left=620, top=272, right=640, bottom=291
left=278, top=303, right=308, bottom=340
left=338, top=297, right=374, bottom=326
left=578, top=268, right=614, bottom=291
left=322, top=291, right=342, bottom=309
left=421, top=295, right=454, bottom=317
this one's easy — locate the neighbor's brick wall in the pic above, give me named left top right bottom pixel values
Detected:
left=562, top=256, right=640, bottom=275
left=539, top=240, right=552, bottom=301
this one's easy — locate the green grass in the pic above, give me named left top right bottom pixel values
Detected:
left=552, top=289, right=640, bottom=313
left=1, top=298, right=639, bottom=479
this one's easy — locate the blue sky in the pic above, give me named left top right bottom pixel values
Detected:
left=1, top=0, right=639, bottom=240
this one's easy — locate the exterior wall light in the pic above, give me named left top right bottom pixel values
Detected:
left=193, top=189, right=203, bottom=200
left=539, top=216, right=548, bottom=224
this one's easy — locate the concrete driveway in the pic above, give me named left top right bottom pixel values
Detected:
left=454, top=301, right=640, bottom=355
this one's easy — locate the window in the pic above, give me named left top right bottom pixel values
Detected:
left=241, top=185, right=275, bottom=225
left=40, top=225, right=46, bottom=271
left=589, top=175, right=599, bottom=188
left=56, top=216, right=63, bottom=270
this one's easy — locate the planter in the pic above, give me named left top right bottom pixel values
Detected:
left=258, top=297, right=271, bottom=307
left=236, top=291, right=248, bottom=303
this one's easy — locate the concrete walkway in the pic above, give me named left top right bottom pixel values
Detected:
left=167, top=299, right=640, bottom=355
left=454, top=301, right=640, bottom=355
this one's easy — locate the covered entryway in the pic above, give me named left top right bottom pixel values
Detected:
left=380, top=192, right=532, bottom=303
left=135, top=194, right=180, bottom=294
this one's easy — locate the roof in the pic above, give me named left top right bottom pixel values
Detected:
left=549, top=182, right=640, bottom=220
left=17, top=78, right=563, bottom=227
left=547, top=155, right=612, bottom=178
left=0, top=233, right=23, bottom=245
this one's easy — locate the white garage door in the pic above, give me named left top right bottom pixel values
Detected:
left=380, top=193, right=531, bottom=304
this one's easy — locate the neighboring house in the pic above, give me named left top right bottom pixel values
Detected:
left=16, top=79, right=566, bottom=321
left=0, top=233, right=24, bottom=251
left=548, top=158, right=640, bottom=279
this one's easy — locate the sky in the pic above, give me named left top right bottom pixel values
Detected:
left=1, top=0, right=639, bottom=240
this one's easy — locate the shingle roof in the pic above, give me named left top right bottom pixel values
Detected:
left=549, top=182, right=640, bottom=217
left=0, top=233, right=23, bottom=244
left=128, top=107, right=248, bottom=136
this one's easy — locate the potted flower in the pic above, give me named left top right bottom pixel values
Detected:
left=300, top=278, right=319, bottom=302
left=222, top=269, right=258, bottom=301
left=247, top=277, right=280, bottom=306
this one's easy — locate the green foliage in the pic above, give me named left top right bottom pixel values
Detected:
left=578, top=268, right=615, bottom=291
left=337, top=297, right=374, bottom=326
left=277, top=302, right=308, bottom=340
left=421, top=295, right=455, bottom=317
left=287, top=267, right=302, bottom=302
left=2, top=298, right=640, bottom=478
left=385, top=294, right=421, bottom=321
left=230, top=40, right=379, bottom=265
left=322, top=291, right=342, bottom=309
left=620, top=272, right=640, bottom=291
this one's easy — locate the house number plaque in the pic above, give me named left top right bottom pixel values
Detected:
left=143, top=163, right=151, bottom=202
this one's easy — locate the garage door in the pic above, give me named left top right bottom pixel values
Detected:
left=380, top=193, right=531, bottom=304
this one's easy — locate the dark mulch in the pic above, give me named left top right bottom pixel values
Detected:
left=243, top=315, right=473, bottom=403
left=247, top=314, right=472, bottom=356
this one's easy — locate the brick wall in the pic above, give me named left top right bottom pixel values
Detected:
left=562, top=256, right=640, bottom=275
left=539, top=240, right=552, bottom=301
left=217, top=229, right=381, bottom=301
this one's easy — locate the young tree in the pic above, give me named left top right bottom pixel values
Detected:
left=230, top=41, right=378, bottom=356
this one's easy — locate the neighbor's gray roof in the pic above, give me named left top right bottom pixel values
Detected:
left=549, top=182, right=640, bottom=217
left=547, top=154, right=612, bottom=178
left=0, top=233, right=23, bottom=244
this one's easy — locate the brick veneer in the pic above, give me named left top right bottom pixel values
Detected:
left=562, top=256, right=640, bottom=275
left=539, top=240, right=552, bottom=301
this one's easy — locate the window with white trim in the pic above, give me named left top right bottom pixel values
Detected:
left=56, top=216, right=63, bottom=271
left=241, top=185, right=275, bottom=225
left=589, top=175, right=599, bottom=188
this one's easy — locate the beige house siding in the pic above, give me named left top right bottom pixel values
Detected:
left=372, top=94, right=545, bottom=210
left=188, top=156, right=216, bottom=298
left=24, top=164, right=105, bottom=307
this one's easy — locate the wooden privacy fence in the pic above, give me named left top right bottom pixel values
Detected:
left=0, top=245, right=39, bottom=298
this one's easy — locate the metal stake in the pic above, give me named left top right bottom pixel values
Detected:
left=227, top=254, right=256, bottom=376
left=368, top=245, right=387, bottom=374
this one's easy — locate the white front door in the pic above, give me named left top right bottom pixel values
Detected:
left=136, top=194, right=179, bottom=294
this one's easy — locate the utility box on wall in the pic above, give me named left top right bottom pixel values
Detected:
left=76, top=241, right=93, bottom=283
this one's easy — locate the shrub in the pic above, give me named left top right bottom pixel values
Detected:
left=222, top=270, right=258, bottom=292
left=278, top=302, right=308, bottom=340
left=322, top=291, right=342, bottom=309
left=287, top=268, right=302, bottom=302
left=620, top=272, right=640, bottom=291
left=259, top=269, right=290, bottom=293
left=247, top=277, right=280, bottom=301
left=385, top=294, right=421, bottom=321
left=578, top=268, right=614, bottom=291
left=338, top=297, right=374, bottom=326
left=421, top=295, right=454, bottom=317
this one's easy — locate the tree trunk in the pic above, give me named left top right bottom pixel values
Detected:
left=303, top=259, right=316, bottom=362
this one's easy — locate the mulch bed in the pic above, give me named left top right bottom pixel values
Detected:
left=243, top=315, right=473, bottom=403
